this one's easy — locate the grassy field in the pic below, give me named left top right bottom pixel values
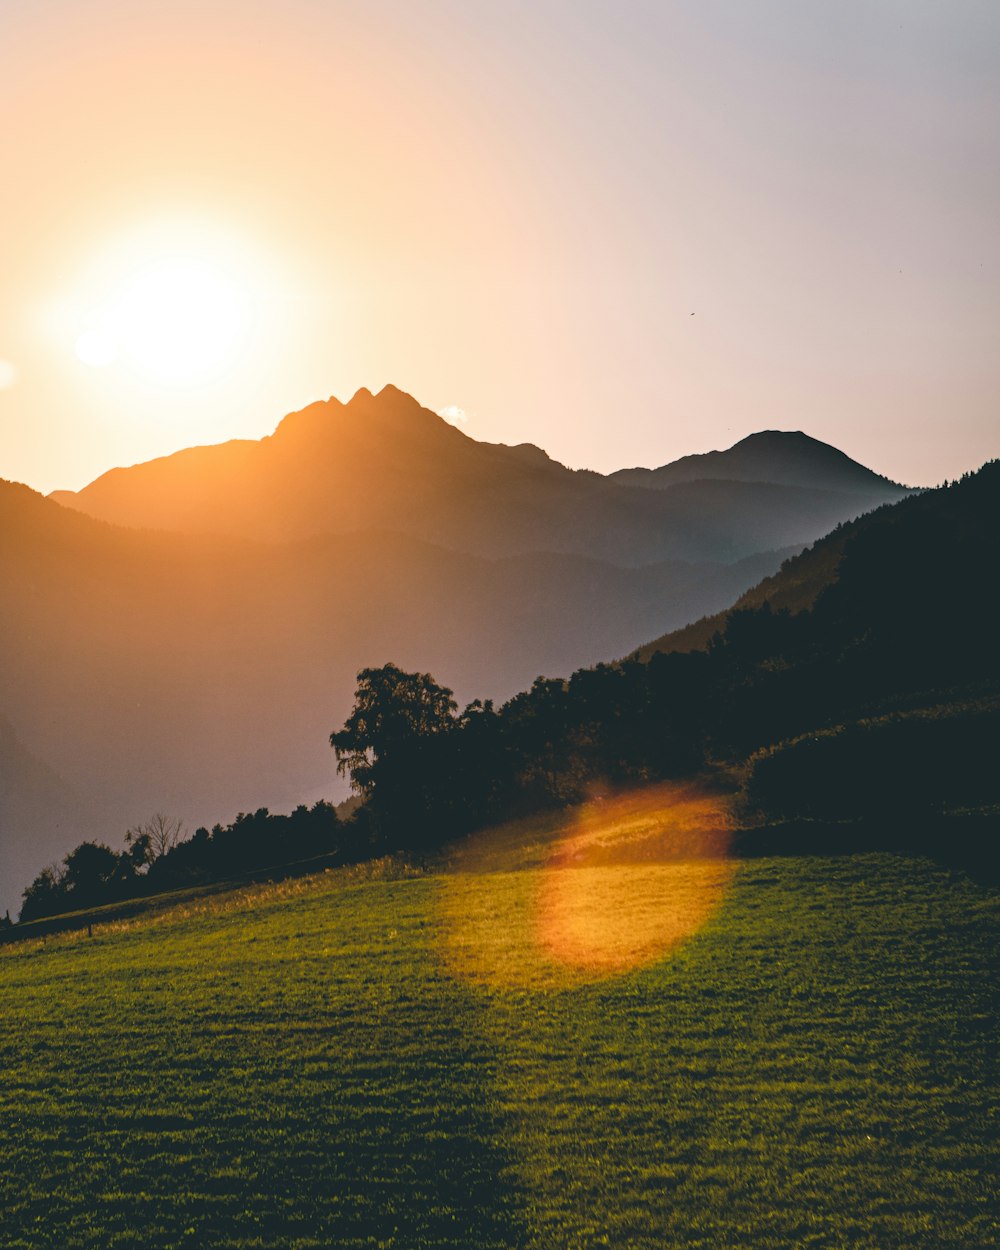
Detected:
left=1, top=785, right=996, bottom=1249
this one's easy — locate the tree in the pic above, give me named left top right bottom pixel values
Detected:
left=62, top=841, right=125, bottom=908
left=330, top=663, right=457, bottom=810
left=125, top=813, right=184, bottom=863
left=19, top=864, right=68, bottom=923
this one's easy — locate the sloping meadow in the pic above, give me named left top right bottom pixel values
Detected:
left=1, top=790, right=995, bottom=1249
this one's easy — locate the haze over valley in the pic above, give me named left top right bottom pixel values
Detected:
left=0, top=385, right=911, bottom=910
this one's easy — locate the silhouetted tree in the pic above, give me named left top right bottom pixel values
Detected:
left=19, top=864, right=67, bottom=923
left=62, top=841, right=126, bottom=909
left=331, top=663, right=457, bottom=797
left=126, top=813, right=184, bottom=863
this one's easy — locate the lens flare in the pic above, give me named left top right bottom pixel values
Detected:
left=440, top=781, right=737, bottom=989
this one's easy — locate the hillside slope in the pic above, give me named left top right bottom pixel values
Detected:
left=631, top=524, right=854, bottom=658
left=0, top=835, right=994, bottom=1250
left=634, top=455, right=997, bottom=663
left=633, top=460, right=1000, bottom=755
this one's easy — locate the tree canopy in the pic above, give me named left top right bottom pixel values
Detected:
left=330, top=663, right=458, bottom=799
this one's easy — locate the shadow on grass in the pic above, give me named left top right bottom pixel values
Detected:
left=0, top=886, right=527, bottom=1250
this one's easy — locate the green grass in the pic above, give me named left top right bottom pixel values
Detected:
left=1, top=794, right=996, bottom=1249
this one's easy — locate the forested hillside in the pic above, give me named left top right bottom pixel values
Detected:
left=317, top=461, right=1000, bottom=860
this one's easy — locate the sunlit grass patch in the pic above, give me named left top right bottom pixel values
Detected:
left=0, top=853, right=422, bottom=958
left=441, top=781, right=736, bottom=986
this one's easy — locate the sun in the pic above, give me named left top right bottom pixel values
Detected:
left=70, top=220, right=264, bottom=386
left=76, top=261, right=248, bottom=383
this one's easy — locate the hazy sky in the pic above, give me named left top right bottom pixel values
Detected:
left=1, top=0, right=997, bottom=492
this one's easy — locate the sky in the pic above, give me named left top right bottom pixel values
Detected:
left=1, top=0, right=998, bottom=493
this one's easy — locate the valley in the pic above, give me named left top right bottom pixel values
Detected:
left=0, top=389, right=909, bottom=912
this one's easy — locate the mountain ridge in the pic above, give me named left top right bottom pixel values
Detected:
left=48, top=386, right=909, bottom=566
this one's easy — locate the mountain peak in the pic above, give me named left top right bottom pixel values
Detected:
left=733, top=429, right=814, bottom=447
left=348, top=383, right=418, bottom=408
left=726, top=429, right=906, bottom=490
left=375, top=383, right=412, bottom=402
left=611, top=428, right=908, bottom=496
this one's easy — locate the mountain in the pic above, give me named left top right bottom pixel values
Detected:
left=610, top=429, right=909, bottom=496
left=0, top=479, right=792, bottom=913
left=3, top=389, right=911, bottom=911
left=49, top=386, right=907, bottom=565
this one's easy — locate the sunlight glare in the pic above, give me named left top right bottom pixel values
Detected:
left=75, top=325, right=119, bottom=368
left=440, top=782, right=737, bottom=989
left=117, top=264, right=245, bottom=381
left=69, top=219, right=268, bottom=387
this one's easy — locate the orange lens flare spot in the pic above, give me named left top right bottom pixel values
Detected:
left=440, top=781, right=737, bottom=988
left=537, top=862, right=735, bottom=975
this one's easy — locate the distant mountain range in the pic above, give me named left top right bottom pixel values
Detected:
left=50, top=385, right=908, bottom=563
left=1, top=386, right=910, bottom=910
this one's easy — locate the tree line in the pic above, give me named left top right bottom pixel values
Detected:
left=19, top=802, right=342, bottom=923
